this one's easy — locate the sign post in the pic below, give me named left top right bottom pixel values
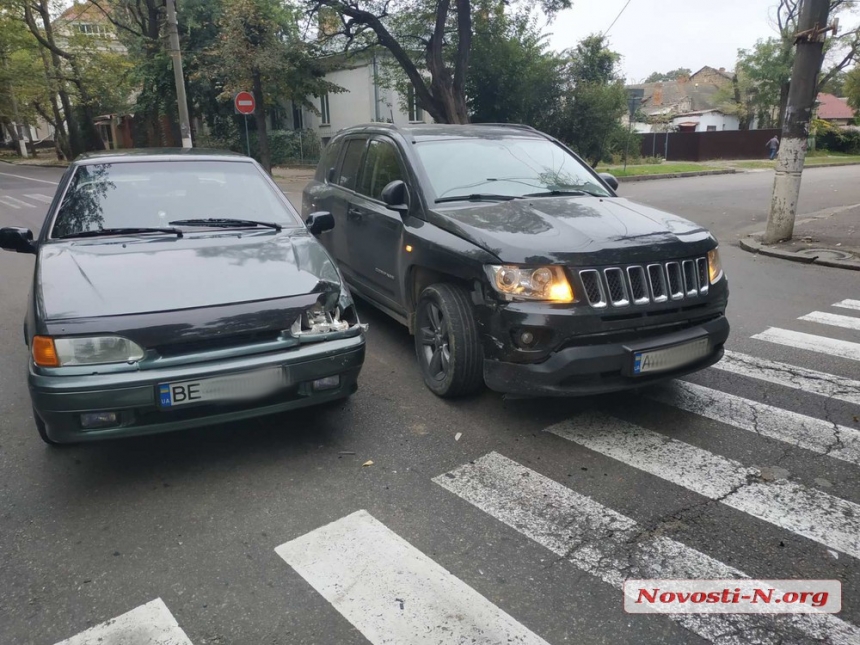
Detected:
left=624, top=88, right=645, bottom=171
left=233, top=91, right=256, bottom=157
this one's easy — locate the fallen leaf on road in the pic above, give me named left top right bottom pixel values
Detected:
left=455, top=432, right=462, bottom=441
left=362, top=460, right=374, bottom=467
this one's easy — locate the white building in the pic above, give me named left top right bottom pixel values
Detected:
left=285, top=55, right=429, bottom=146
left=670, top=109, right=740, bottom=133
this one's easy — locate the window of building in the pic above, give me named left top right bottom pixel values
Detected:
left=407, top=86, right=424, bottom=123
left=320, top=93, right=331, bottom=125
left=76, top=23, right=109, bottom=36
left=706, top=125, right=717, bottom=132
left=292, top=103, right=304, bottom=130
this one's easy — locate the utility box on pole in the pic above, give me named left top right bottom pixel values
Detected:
left=763, top=0, right=833, bottom=244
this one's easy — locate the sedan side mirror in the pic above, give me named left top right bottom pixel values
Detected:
left=598, top=173, right=619, bottom=191
left=306, top=211, right=335, bottom=235
left=381, top=180, right=409, bottom=214
left=0, top=227, right=36, bottom=254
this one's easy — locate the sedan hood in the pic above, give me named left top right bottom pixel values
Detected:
left=430, top=196, right=715, bottom=265
left=37, top=231, right=340, bottom=320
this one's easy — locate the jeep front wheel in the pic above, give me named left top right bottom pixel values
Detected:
left=414, top=283, right=484, bottom=398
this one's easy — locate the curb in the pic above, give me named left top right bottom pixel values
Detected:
left=619, top=169, right=737, bottom=183
left=740, top=236, right=860, bottom=271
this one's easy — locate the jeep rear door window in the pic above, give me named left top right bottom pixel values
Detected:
left=337, top=138, right=366, bottom=190
left=358, top=140, right=405, bottom=201
left=415, top=137, right=612, bottom=200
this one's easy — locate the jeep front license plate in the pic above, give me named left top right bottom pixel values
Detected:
left=158, top=367, right=287, bottom=408
left=633, top=338, right=711, bottom=376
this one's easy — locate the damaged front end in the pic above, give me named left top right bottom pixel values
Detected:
left=287, top=280, right=367, bottom=345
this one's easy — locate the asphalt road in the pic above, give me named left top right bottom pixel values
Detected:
left=1, top=162, right=859, bottom=645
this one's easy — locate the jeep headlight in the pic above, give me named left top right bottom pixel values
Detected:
left=485, top=265, right=574, bottom=302
left=33, top=336, right=145, bottom=367
left=707, top=248, right=724, bottom=284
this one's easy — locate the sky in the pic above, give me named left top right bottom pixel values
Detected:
left=546, top=0, right=781, bottom=83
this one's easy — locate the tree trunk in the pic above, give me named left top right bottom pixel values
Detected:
left=38, top=48, right=71, bottom=159
left=252, top=71, right=271, bottom=173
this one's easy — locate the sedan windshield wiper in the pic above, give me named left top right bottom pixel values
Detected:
left=58, top=227, right=184, bottom=239
left=169, top=218, right=283, bottom=231
left=435, top=194, right=523, bottom=204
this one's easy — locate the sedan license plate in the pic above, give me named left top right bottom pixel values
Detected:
left=158, top=367, right=287, bottom=408
left=633, top=338, right=711, bottom=376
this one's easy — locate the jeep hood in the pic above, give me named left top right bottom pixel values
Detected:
left=430, top=196, right=716, bottom=265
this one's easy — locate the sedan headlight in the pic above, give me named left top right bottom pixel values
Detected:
left=707, top=248, right=724, bottom=284
left=33, top=335, right=145, bottom=367
left=485, top=265, right=574, bottom=302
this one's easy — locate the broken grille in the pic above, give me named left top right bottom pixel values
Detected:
left=579, top=257, right=709, bottom=308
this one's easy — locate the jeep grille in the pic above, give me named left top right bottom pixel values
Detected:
left=579, top=258, right=709, bottom=308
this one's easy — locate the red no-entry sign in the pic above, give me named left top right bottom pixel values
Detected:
left=234, top=91, right=255, bottom=115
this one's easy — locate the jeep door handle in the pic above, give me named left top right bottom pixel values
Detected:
left=347, top=207, right=363, bottom=222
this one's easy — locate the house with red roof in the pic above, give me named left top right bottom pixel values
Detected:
left=816, top=93, right=856, bottom=127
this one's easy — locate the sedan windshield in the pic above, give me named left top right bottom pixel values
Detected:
left=51, top=160, right=301, bottom=239
left=415, top=137, right=612, bottom=201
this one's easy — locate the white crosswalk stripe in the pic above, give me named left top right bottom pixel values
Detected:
left=0, top=196, right=21, bottom=209
left=23, top=193, right=53, bottom=204
left=752, top=327, right=860, bottom=362
left=799, top=311, right=860, bottom=331
left=0, top=195, right=35, bottom=208
left=275, top=510, right=549, bottom=645
left=434, top=452, right=860, bottom=645
left=835, top=299, right=860, bottom=312
left=546, top=412, right=860, bottom=559
left=54, top=598, right=192, bottom=645
left=646, top=380, right=860, bottom=466
left=713, top=350, right=860, bottom=406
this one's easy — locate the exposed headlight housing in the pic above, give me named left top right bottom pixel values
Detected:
left=291, top=304, right=351, bottom=337
left=707, top=248, right=724, bottom=284
left=485, top=265, right=574, bottom=302
left=33, top=336, right=145, bottom=367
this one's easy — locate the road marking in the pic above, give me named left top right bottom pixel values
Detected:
left=546, top=413, right=860, bottom=559
left=648, top=380, right=860, bottom=466
left=434, top=453, right=860, bottom=645
left=799, top=311, right=860, bottom=331
left=0, top=196, right=21, bottom=209
left=54, top=598, right=193, bottom=645
left=714, top=350, right=860, bottom=406
left=24, top=193, right=53, bottom=203
left=834, top=299, right=860, bottom=311
left=275, top=510, right=549, bottom=645
left=0, top=171, right=59, bottom=184
left=0, top=195, right=35, bottom=208
left=753, top=327, right=860, bottom=362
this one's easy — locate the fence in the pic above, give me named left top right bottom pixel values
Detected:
left=640, top=129, right=782, bottom=162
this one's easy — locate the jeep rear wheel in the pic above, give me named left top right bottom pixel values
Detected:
left=414, top=283, right=484, bottom=398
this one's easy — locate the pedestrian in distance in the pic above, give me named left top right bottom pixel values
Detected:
left=766, top=136, right=780, bottom=161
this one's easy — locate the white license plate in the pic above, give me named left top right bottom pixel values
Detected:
left=633, top=338, right=711, bottom=375
left=158, top=367, right=287, bottom=408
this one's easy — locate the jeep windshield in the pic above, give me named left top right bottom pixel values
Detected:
left=415, top=137, right=613, bottom=202
left=50, top=160, right=302, bottom=239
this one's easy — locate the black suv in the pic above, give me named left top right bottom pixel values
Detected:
left=303, top=124, right=729, bottom=398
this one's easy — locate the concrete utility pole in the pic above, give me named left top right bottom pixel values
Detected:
left=763, top=0, right=833, bottom=244
left=4, top=59, right=29, bottom=158
left=166, top=0, right=193, bottom=149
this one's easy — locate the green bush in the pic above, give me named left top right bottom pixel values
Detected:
left=816, top=127, right=860, bottom=154
left=255, top=129, right=321, bottom=165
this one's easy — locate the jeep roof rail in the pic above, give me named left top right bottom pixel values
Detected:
left=474, top=123, right=539, bottom=132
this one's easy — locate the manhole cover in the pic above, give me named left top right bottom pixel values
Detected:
left=795, top=248, right=855, bottom=261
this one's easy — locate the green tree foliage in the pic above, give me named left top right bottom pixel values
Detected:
left=302, top=0, right=572, bottom=124
left=734, top=38, right=794, bottom=129
left=204, top=0, right=337, bottom=172
left=844, top=65, right=860, bottom=109
left=466, top=7, right=563, bottom=129
left=643, top=67, right=692, bottom=83
left=549, top=34, right=627, bottom=167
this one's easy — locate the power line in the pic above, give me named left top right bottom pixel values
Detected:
left=603, top=0, right=633, bottom=37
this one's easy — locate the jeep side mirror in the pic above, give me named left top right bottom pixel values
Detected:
left=305, top=211, right=335, bottom=235
left=0, top=227, right=36, bottom=254
left=326, top=167, right=336, bottom=183
left=381, top=180, right=409, bottom=214
left=599, top=173, right=619, bottom=191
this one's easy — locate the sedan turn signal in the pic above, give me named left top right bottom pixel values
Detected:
left=32, top=336, right=60, bottom=367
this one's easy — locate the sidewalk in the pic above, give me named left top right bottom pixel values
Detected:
left=740, top=203, right=860, bottom=271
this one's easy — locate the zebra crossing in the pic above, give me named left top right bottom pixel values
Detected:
left=0, top=192, right=52, bottom=210
left=54, top=299, right=860, bottom=644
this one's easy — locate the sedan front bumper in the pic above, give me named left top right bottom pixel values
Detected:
left=29, top=335, right=365, bottom=443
